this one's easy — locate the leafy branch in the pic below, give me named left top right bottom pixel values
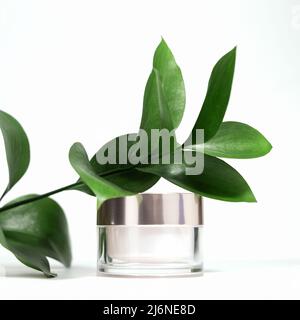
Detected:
left=0, top=39, right=272, bottom=277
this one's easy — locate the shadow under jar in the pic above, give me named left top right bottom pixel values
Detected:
left=97, top=193, right=203, bottom=277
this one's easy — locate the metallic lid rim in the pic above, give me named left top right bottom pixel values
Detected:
left=97, top=193, right=203, bottom=226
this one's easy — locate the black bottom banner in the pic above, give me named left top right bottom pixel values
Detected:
left=0, top=300, right=296, bottom=318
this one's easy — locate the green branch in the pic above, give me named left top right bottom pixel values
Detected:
left=0, top=182, right=82, bottom=213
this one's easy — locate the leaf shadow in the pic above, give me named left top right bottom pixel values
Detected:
left=0, top=265, right=96, bottom=279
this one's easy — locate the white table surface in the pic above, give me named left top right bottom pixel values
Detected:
left=0, top=259, right=299, bottom=300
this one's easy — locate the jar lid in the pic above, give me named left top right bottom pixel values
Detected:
left=97, top=193, right=203, bottom=226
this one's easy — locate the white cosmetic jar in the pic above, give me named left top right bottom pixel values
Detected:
left=97, top=193, right=203, bottom=277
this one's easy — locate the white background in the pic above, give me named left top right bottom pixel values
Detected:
left=0, top=0, right=299, bottom=299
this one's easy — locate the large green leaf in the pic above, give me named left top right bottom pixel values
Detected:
left=140, top=69, right=173, bottom=132
left=73, top=134, right=160, bottom=196
left=0, top=110, right=30, bottom=199
left=186, top=122, right=272, bottom=159
left=139, top=151, right=256, bottom=202
left=92, top=133, right=140, bottom=175
left=92, top=133, right=160, bottom=190
left=0, top=195, right=71, bottom=277
left=188, top=47, right=236, bottom=142
left=69, top=142, right=134, bottom=205
left=140, top=39, right=185, bottom=132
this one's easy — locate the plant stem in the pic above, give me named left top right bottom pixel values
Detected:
left=0, top=182, right=83, bottom=213
left=0, top=165, right=136, bottom=213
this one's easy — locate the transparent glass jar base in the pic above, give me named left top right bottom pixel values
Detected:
left=98, top=264, right=203, bottom=278
left=97, top=225, right=203, bottom=277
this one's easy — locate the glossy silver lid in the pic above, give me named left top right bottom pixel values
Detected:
left=97, top=193, right=203, bottom=226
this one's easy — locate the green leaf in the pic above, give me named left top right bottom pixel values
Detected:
left=138, top=152, right=256, bottom=202
left=0, top=195, right=71, bottom=277
left=187, top=121, right=272, bottom=159
left=188, top=47, right=236, bottom=142
left=141, top=69, right=173, bottom=132
left=76, top=168, right=159, bottom=196
left=0, top=226, right=8, bottom=248
left=91, top=133, right=160, bottom=191
left=73, top=134, right=160, bottom=196
left=0, top=110, right=30, bottom=199
left=91, top=134, right=139, bottom=175
left=69, top=142, right=134, bottom=205
left=140, top=39, right=185, bottom=132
